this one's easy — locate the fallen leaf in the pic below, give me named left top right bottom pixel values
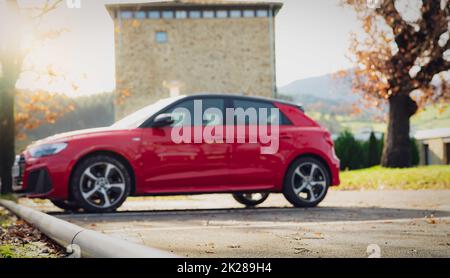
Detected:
left=15, top=220, right=25, bottom=225
left=227, top=245, right=241, bottom=249
left=427, top=218, right=437, bottom=224
left=294, top=247, right=311, bottom=254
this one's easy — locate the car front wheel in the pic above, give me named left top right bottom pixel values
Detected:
left=50, top=200, right=80, bottom=212
left=71, top=155, right=131, bottom=213
left=283, top=157, right=330, bottom=208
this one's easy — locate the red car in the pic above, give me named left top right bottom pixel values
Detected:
left=13, top=94, right=340, bottom=212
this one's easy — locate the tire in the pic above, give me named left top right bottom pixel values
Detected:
left=232, top=192, right=270, bottom=207
left=50, top=200, right=80, bottom=212
left=282, top=157, right=330, bottom=208
left=71, top=155, right=131, bottom=213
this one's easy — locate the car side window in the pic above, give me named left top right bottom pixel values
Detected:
left=162, top=98, right=224, bottom=127
left=202, top=98, right=224, bottom=126
left=164, top=99, right=194, bottom=127
left=232, top=99, right=291, bottom=125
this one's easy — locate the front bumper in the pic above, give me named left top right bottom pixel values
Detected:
left=12, top=154, right=53, bottom=196
left=11, top=155, right=23, bottom=192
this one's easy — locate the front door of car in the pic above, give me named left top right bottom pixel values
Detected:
left=140, top=97, right=231, bottom=194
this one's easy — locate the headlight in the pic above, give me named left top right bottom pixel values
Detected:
left=28, top=142, right=68, bottom=158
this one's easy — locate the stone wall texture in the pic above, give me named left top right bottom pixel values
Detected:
left=113, top=17, right=275, bottom=119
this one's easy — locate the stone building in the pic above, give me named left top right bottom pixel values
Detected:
left=415, top=128, right=450, bottom=165
left=106, top=0, right=283, bottom=119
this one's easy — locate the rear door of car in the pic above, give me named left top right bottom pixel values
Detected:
left=228, top=98, right=293, bottom=189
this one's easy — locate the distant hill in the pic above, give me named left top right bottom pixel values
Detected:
left=278, top=71, right=449, bottom=136
left=277, top=71, right=369, bottom=118
left=279, top=72, right=357, bottom=104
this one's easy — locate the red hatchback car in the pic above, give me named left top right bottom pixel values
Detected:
left=13, top=94, right=340, bottom=212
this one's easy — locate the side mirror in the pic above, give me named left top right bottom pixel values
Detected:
left=152, top=113, right=174, bottom=128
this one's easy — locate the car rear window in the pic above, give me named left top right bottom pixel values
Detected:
left=232, top=99, right=292, bottom=125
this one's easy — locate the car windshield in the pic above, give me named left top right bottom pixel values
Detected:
left=111, top=96, right=184, bottom=128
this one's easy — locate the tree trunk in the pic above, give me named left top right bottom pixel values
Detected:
left=0, top=0, right=21, bottom=194
left=0, top=82, right=16, bottom=194
left=381, top=94, right=418, bottom=168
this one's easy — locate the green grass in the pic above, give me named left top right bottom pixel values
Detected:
left=0, top=245, right=15, bottom=258
left=0, top=194, right=18, bottom=202
left=0, top=243, right=60, bottom=258
left=336, top=165, right=450, bottom=190
left=0, top=208, right=12, bottom=228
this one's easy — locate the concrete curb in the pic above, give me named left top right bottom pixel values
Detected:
left=0, top=199, right=177, bottom=258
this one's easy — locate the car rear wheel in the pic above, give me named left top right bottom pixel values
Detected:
left=232, top=192, right=269, bottom=207
left=283, top=157, right=330, bottom=208
left=50, top=200, right=80, bottom=212
left=71, top=155, right=131, bottom=213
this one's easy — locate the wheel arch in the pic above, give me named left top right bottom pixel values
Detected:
left=68, top=150, right=137, bottom=199
left=283, top=153, right=333, bottom=187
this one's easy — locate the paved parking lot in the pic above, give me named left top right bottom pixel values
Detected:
left=20, top=190, right=450, bottom=257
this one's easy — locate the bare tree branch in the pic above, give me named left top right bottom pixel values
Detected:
left=33, top=0, right=63, bottom=19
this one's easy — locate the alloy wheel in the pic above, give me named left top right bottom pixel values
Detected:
left=291, top=162, right=327, bottom=203
left=79, top=162, right=126, bottom=209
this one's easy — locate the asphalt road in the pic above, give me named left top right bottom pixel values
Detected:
left=20, top=190, right=450, bottom=258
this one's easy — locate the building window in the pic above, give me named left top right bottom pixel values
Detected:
left=189, top=10, right=201, bottom=18
left=175, top=10, right=187, bottom=19
left=134, top=11, right=146, bottom=19
left=203, top=10, right=214, bottom=18
left=216, top=10, right=227, bottom=18
left=230, top=10, right=241, bottom=18
left=148, top=11, right=160, bottom=19
left=243, top=10, right=254, bottom=18
left=155, top=31, right=168, bottom=43
left=162, top=10, right=174, bottom=19
left=119, top=11, right=133, bottom=19
left=256, top=9, right=268, bottom=17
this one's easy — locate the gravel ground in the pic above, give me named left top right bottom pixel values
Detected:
left=19, top=190, right=450, bottom=258
left=0, top=206, right=65, bottom=258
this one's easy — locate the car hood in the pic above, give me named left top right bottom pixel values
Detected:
left=31, top=127, right=123, bottom=146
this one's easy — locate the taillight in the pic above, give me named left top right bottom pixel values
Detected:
left=324, top=132, right=333, bottom=146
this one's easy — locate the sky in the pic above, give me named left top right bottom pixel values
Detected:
left=0, top=0, right=364, bottom=95
left=275, top=0, right=361, bottom=86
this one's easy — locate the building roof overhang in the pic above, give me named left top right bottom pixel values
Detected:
left=414, top=128, right=450, bottom=140
left=106, top=0, right=283, bottom=15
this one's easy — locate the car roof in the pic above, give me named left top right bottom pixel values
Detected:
left=180, top=93, right=304, bottom=111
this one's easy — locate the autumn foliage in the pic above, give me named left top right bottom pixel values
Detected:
left=15, top=91, right=74, bottom=141
left=344, top=0, right=449, bottom=105
left=342, top=0, right=449, bottom=167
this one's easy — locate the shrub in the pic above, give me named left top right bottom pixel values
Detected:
left=367, top=131, right=380, bottom=166
left=334, top=130, right=419, bottom=170
left=334, top=130, right=365, bottom=170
